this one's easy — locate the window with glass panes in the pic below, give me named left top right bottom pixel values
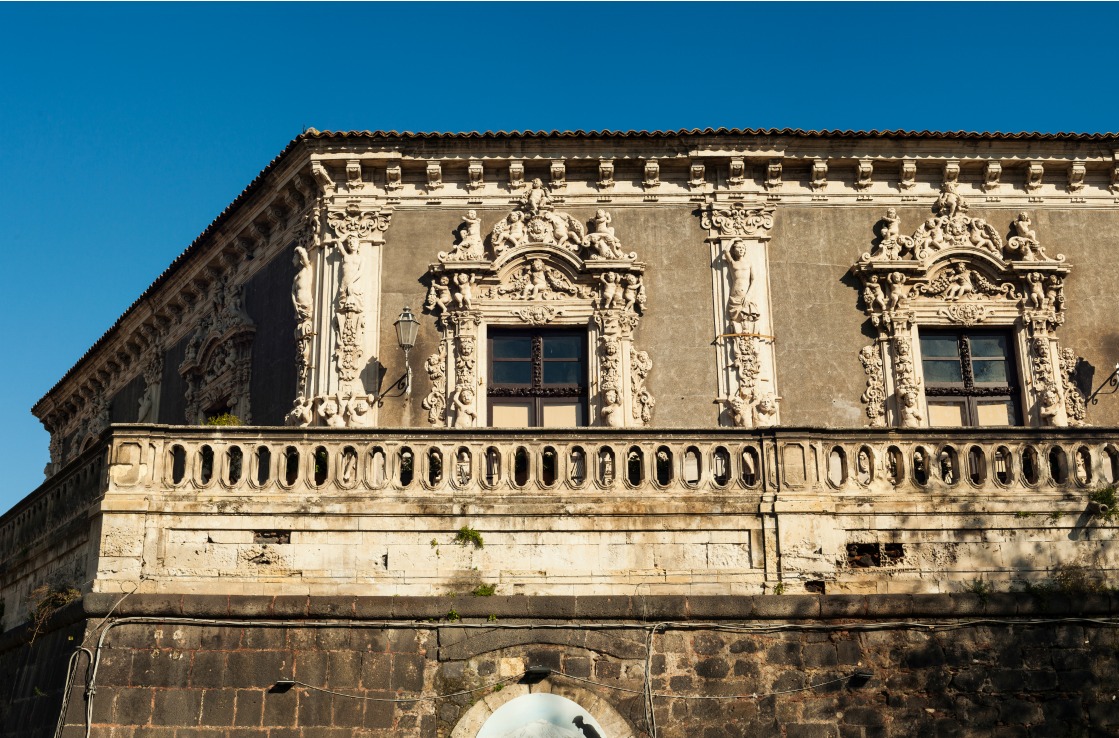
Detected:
left=919, top=330, right=1020, bottom=427
left=488, top=329, right=587, bottom=427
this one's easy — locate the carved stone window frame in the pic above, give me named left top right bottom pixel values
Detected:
left=421, top=189, right=653, bottom=428
left=852, top=192, right=1082, bottom=428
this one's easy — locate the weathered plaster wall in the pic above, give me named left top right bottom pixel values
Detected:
left=158, top=336, right=189, bottom=426
left=109, top=374, right=145, bottom=424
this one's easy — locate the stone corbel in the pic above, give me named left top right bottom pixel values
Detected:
left=311, top=160, right=335, bottom=196
left=1067, top=161, right=1086, bottom=193
left=1025, top=161, right=1044, bottom=193
left=426, top=161, right=443, bottom=192
left=643, top=159, right=660, bottom=189
left=598, top=159, right=615, bottom=190
left=811, top=159, right=828, bottom=191
left=1110, top=152, right=1119, bottom=195
left=855, top=159, right=874, bottom=191
left=346, top=160, right=364, bottom=191
left=727, top=157, right=746, bottom=188
left=549, top=160, right=566, bottom=191
left=983, top=161, right=1002, bottom=193
left=899, top=159, right=917, bottom=191
left=943, top=160, right=960, bottom=187
left=508, top=160, right=525, bottom=190
left=467, top=159, right=484, bottom=191
left=689, top=162, right=706, bottom=190
left=385, top=161, right=403, bottom=192
left=765, top=159, right=782, bottom=191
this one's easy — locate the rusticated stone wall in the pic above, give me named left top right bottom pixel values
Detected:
left=5, top=594, right=1118, bottom=738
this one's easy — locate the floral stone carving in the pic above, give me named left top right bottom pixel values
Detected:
left=179, top=278, right=255, bottom=424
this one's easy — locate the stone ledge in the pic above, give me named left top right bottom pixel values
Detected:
left=73, top=591, right=1119, bottom=622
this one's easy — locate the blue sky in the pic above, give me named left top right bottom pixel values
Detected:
left=1, top=1, right=1117, bottom=512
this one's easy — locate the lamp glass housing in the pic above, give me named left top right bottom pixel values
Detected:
left=394, top=306, right=420, bottom=350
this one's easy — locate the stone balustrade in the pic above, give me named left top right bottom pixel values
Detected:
left=98, top=424, right=1119, bottom=498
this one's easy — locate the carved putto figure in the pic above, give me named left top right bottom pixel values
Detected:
left=897, top=386, right=923, bottom=428
left=724, top=240, right=758, bottom=328
left=877, top=208, right=902, bottom=259
left=600, top=388, right=625, bottom=428
left=285, top=395, right=313, bottom=427
left=752, top=393, right=780, bottom=427
left=453, top=387, right=476, bottom=428
left=424, top=276, right=453, bottom=314
left=863, top=275, right=887, bottom=312
left=943, top=264, right=977, bottom=301
left=1008, top=211, right=1046, bottom=260
left=453, top=273, right=476, bottom=309
left=491, top=211, right=527, bottom=254
left=440, top=211, right=486, bottom=262
left=600, top=272, right=622, bottom=309
left=586, top=209, right=624, bottom=259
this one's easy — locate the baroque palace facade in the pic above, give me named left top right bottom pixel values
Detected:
left=3, top=129, right=1119, bottom=737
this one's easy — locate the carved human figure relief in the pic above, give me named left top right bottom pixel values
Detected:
left=698, top=200, right=779, bottom=427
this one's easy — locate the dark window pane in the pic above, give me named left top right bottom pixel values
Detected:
left=922, top=360, right=963, bottom=384
left=543, top=361, right=582, bottom=385
left=973, top=359, right=1009, bottom=383
left=543, top=335, right=583, bottom=359
left=920, top=335, right=960, bottom=358
left=491, top=337, right=531, bottom=359
left=970, top=335, right=1010, bottom=358
left=492, top=362, right=531, bottom=385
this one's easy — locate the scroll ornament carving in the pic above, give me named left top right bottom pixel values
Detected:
left=892, top=334, right=923, bottom=428
left=699, top=202, right=775, bottom=239
left=859, top=344, right=886, bottom=427
left=1031, top=336, right=1062, bottom=426
left=421, top=341, right=448, bottom=425
left=630, top=348, right=654, bottom=424
left=1059, top=347, right=1087, bottom=426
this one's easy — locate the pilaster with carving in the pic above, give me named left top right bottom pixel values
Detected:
left=698, top=199, right=780, bottom=426
left=851, top=185, right=1073, bottom=427
left=294, top=184, right=392, bottom=427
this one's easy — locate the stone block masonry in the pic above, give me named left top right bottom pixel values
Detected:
left=2, top=593, right=1117, bottom=737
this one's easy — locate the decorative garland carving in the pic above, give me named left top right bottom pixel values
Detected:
left=421, top=188, right=652, bottom=428
left=1059, top=347, right=1087, bottom=426
left=699, top=202, right=776, bottom=239
left=852, top=186, right=1073, bottom=427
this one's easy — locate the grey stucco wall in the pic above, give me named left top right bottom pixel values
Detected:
left=245, top=245, right=298, bottom=426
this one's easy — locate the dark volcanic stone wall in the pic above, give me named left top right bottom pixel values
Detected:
left=5, top=594, right=1118, bottom=738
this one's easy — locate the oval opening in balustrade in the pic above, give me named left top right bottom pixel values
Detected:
left=938, top=446, right=959, bottom=485
left=1105, top=446, right=1119, bottom=485
left=399, top=447, right=414, bottom=486
left=169, top=444, right=187, bottom=485
left=912, top=447, right=929, bottom=486
left=683, top=447, right=701, bottom=486
left=340, top=446, right=358, bottom=485
left=199, top=445, right=215, bottom=485
left=598, top=447, right=616, bottom=486
left=484, top=447, right=501, bottom=486
left=627, top=446, right=645, bottom=487
left=1075, top=446, right=1092, bottom=485
left=742, top=447, right=760, bottom=487
left=712, top=447, right=731, bottom=487
left=284, top=446, right=300, bottom=486
left=427, top=447, right=444, bottom=486
left=656, top=446, right=674, bottom=486
left=967, top=446, right=986, bottom=485
left=227, top=446, right=243, bottom=485
left=1022, top=446, right=1040, bottom=485
left=858, top=446, right=876, bottom=485
left=569, top=446, right=587, bottom=486
left=369, top=447, right=387, bottom=487
left=514, top=447, right=530, bottom=487
left=541, top=447, right=558, bottom=487
left=827, top=447, right=847, bottom=487
left=454, top=447, right=472, bottom=486
left=886, top=445, right=904, bottom=485
left=1048, top=446, right=1069, bottom=484
left=313, top=446, right=329, bottom=487
left=255, top=446, right=271, bottom=485
left=994, top=446, right=1012, bottom=485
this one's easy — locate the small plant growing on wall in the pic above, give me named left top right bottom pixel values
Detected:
left=26, top=584, right=80, bottom=645
left=1088, top=486, right=1118, bottom=523
left=204, top=413, right=241, bottom=426
left=471, top=583, right=496, bottom=597
left=454, top=525, right=484, bottom=549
